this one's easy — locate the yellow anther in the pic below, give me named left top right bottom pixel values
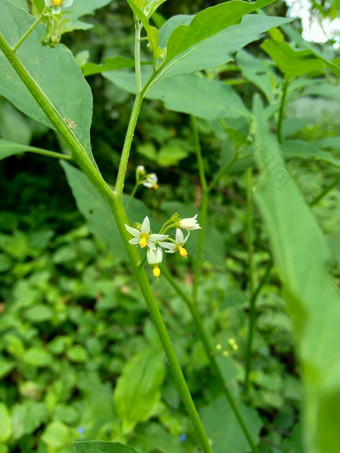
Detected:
left=179, top=247, right=188, bottom=258
left=153, top=184, right=159, bottom=189
left=52, top=0, right=62, bottom=5
left=139, top=235, right=148, bottom=248
left=153, top=265, right=160, bottom=278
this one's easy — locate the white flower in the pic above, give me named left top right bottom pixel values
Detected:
left=178, top=214, right=201, bottom=231
left=125, top=216, right=168, bottom=250
left=147, top=247, right=163, bottom=277
left=159, top=229, right=190, bottom=258
left=45, top=0, right=73, bottom=14
left=143, top=173, right=158, bottom=189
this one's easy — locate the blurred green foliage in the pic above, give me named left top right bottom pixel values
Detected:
left=0, top=0, right=340, bottom=452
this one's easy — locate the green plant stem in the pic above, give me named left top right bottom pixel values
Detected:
left=244, top=259, right=273, bottom=395
left=114, top=93, right=143, bottom=198
left=310, top=175, right=340, bottom=206
left=244, top=168, right=255, bottom=397
left=192, top=189, right=209, bottom=303
left=191, top=116, right=208, bottom=303
left=10, top=146, right=72, bottom=161
left=134, top=19, right=142, bottom=93
left=277, top=79, right=289, bottom=143
left=191, top=116, right=207, bottom=191
left=12, top=6, right=47, bottom=52
left=208, top=153, right=238, bottom=192
left=115, top=19, right=144, bottom=198
left=0, top=32, right=213, bottom=453
left=161, top=265, right=260, bottom=453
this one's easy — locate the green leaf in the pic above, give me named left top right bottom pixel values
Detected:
left=11, top=401, right=47, bottom=439
left=42, top=421, right=70, bottom=448
left=61, top=162, right=150, bottom=260
left=114, top=346, right=164, bottom=434
left=105, top=72, right=250, bottom=120
left=0, top=0, right=96, bottom=166
left=151, top=2, right=289, bottom=83
left=66, top=0, right=113, bottom=21
left=236, top=49, right=275, bottom=103
left=126, top=0, right=162, bottom=59
left=261, top=39, right=324, bottom=79
left=281, top=23, right=340, bottom=78
left=253, top=95, right=340, bottom=453
left=200, top=396, right=262, bottom=452
left=24, top=305, right=54, bottom=322
left=67, top=345, right=89, bottom=363
left=73, top=441, right=138, bottom=453
left=83, top=57, right=136, bottom=77
left=0, top=403, right=12, bottom=443
left=281, top=140, right=340, bottom=168
left=23, top=347, right=53, bottom=367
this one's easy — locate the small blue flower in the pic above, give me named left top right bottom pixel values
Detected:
left=77, top=426, right=85, bottom=434
left=179, top=433, right=187, bottom=442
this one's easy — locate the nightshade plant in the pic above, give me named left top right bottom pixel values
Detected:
left=0, top=0, right=340, bottom=452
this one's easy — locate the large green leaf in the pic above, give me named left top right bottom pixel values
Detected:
left=105, top=71, right=250, bottom=120
left=253, top=95, right=340, bottom=453
left=150, top=2, right=289, bottom=84
left=281, top=23, right=340, bottom=78
left=61, top=162, right=151, bottom=260
left=114, top=346, right=164, bottom=434
left=261, top=39, right=324, bottom=79
left=0, top=0, right=96, bottom=165
left=74, top=442, right=138, bottom=453
left=200, top=396, right=262, bottom=452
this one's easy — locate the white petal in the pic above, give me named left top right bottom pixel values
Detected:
left=141, top=216, right=150, bottom=233
left=156, top=248, right=163, bottom=262
left=52, top=6, right=62, bottom=13
left=147, top=248, right=157, bottom=264
left=149, top=234, right=168, bottom=241
left=175, top=228, right=184, bottom=244
left=165, top=249, right=176, bottom=254
left=45, top=0, right=53, bottom=6
left=159, top=242, right=175, bottom=250
left=183, top=231, right=190, bottom=244
left=129, top=238, right=140, bottom=245
left=147, top=240, right=156, bottom=250
left=63, top=0, right=73, bottom=6
left=125, top=224, right=140, bottom=238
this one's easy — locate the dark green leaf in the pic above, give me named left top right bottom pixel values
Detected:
left=0, top=0, right=96, bottom=165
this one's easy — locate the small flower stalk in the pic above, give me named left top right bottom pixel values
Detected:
left=125, top=213, right=201, bottom=277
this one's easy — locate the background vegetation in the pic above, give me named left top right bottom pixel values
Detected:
left=0, top=0, right=340, bottom=452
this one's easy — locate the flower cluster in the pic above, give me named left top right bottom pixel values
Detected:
left=44, top=0, right=73, bottom=15
left=125, top=214, right=200, bottom=278
left=136, top=165, right=158, bottom=190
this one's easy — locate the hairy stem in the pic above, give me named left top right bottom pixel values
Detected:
left=0, top=32, right=213, bottom=453
left=161, top=265, right=260, bottom=453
